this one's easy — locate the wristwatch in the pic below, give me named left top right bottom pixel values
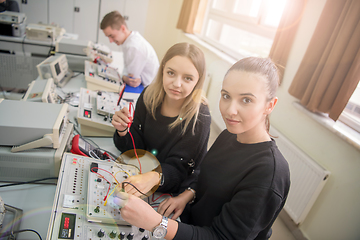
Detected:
left=152, top=216, right=168, bottom=238
left=159, top=172, right=164, bottom=187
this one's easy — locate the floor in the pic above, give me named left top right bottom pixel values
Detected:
left=208, top=123, right=299, bottom=240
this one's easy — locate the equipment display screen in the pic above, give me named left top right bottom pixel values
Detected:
left=58, top=213, right=76, bottom=239
left=55, top=62, right=61, bottom=76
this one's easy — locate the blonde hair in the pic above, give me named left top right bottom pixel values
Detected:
left=143, top=42, right=208, bottom=135
left=100, top=11, right=127, bottom=30
left=226, top=57, right=281, bottom=133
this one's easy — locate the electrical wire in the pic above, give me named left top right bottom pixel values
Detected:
left=127, top=102, right=142, bottom=174
left=90, top=167, right=128, bottom=206
left=68, top=120, right=81, bottom=137
left=128, top=130, right=141, bottom=173
left=47, top=40, right=54, bottom=57
left=57, top=90, right=80, bottom=106
left=152, top=193, right=172, bottom=203
left=89, top=150, right=101, bottom=160
left=71, top=72, right=84, bottom=78
left=114, top=170, right=130, bottom=179
left=90, top=167, right=112, bottom=201
left=83, top=138, right=100, bottom=150
left=90, top=166, right=124, bottom=202
left=122, top=181, right=148, bottom=198
left=0, top=177, right=58, bottom=188
left=91, top=167, right=120, bottom=186
left=1, top=228, right=42, bottom=240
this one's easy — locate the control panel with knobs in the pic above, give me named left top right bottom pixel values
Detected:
left=47, top=153, right=169, bottom=240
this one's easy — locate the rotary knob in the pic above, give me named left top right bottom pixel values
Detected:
left=109, top=230, right=117, bottom=238
left=97, top=229, right=105, bottom=238
left=118, top=231, right=125, bottom=239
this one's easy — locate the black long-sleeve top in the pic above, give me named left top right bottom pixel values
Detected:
left=113, top=89, right=211, bottom=194
left=175, top=130, right=290, bottom=240
left=0, top=1, right=19, bottom=12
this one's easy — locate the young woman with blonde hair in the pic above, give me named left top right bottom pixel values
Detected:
left=111, top=42, right=211, bottom=196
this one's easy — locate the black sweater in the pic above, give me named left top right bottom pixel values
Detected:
left=175, top=130, right=290, bottom=240
left=113, top=89, right=211, bottom=194
left=0, top=1, right=19, bottom=12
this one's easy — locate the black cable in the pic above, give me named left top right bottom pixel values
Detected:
left=1, top=229, right=42, bottom=240
left=122, top=181, right=148, bottom=197
left=68, top=120, right=81, bottom=136
left=47, top=41, right=54, bottom=57
left=71, top=72, right=84, bottom=78
left=60, top=91, right=80, bottom=106
left=102, top=149, right=118, bottom=160
left=57, top=87, right=68, bottom=96
left=92, top=147, right=118, bottom=161
left=0, top=177, right=58, bottom=188
left=83, top=137, right=100, bottom=149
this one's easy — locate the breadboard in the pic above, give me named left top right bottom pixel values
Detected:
left=86, top=161, right=139, bottom=225
left=96, top=91, right=121, bottom=117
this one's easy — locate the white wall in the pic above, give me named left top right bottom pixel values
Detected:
left=143, top=0, right=360, bottom=239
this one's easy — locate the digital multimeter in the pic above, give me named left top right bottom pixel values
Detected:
left=70, top=134, right=105, bottom=159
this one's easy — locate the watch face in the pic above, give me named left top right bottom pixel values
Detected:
left=153, top=226, right=167, bottom=238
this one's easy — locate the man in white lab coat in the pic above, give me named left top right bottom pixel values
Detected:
left=100, top=11, right=159, bottom=88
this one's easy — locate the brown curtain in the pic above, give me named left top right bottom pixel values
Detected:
left=269, top=0, right=307, bottom=83
left=177, top=0, right=202, bottom=33
left=288, top=0, right=360, bottom=121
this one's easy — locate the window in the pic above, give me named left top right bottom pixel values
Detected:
left=339, top=81, right=360, bottom=133
left=197, top=0, right=287, bottom=59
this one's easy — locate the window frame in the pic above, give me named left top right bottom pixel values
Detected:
left=196, top=0, right=281, bottom=59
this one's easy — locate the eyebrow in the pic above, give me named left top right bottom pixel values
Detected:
left=221, top=89, right=256, bottom=98
left=166, top=67, right=195, bottom=78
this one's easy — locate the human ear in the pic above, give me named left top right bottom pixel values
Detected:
left=265, top=97, right=278, bottom=114
left=117, top=24, right=125, bottom=33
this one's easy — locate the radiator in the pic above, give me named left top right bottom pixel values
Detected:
left=270, top=126, right=330, bottom=225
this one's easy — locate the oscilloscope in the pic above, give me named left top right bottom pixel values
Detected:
left=37, top=54, right=74, bottom=87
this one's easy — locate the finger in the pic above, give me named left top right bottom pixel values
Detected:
left=163, top=204, right=176, bottom=218
left=112, top=119, right=127, bottom=130
left=127, top=188, right=138, bottom=196
left=171, top=209, right=183, bottom=220
left=124, top=183, right=141, bottom=196
left=112, top=192, right=129, bottom=208
left=132, top=191, right=142, bottom=198
left=120, top=108, right=131, bottom=119
left=124, top=185, right=135, bottom=194
left=112, top=111, right=129, bottom=127
left=157, top=199, right=170, bottom=215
